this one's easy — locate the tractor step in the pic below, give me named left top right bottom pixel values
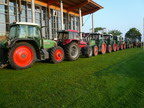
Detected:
left=0, top=62, right=8, bottom=69
left=40, top=49, right=49, bottom=60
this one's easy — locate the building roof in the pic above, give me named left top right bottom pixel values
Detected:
left=36, top=0, right=103, bottom=16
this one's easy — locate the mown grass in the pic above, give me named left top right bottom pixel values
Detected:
left=0, top=48, right=144, bottom=108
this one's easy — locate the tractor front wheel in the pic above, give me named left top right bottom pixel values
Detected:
left=101, top=43, right=106, bottom=54
left=113, top=43, right=117, bottom=52
left=120, top=44, right=124, bottom=50
left=50, top=46, right=64, bottom=64
left=83, top=46, right=93, bottom=58
left=117, top=45, right=120, bottom=51
left=93, top=45, right=98, bottom=56
left=8, top=42, right=36, bottom=70
left=108, top=45, right=112, bottom=53
left=65, top=42, right=80, bottom=61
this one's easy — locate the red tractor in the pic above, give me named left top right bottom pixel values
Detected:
left=57, top=30, right=92, bottom=61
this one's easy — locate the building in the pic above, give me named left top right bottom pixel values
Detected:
left=0, top=0, right=103, bottom=39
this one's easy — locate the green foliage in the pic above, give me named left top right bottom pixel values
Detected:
left=0, top=48, right=144, bottom=108
left=94, top=27, right=106, bottom=32
left=108, top=30, right=122, bottom=36
left=125, top=28, right=142, bottom=40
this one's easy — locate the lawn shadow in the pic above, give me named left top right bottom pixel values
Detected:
left=94, top=52, right=143, bottom=78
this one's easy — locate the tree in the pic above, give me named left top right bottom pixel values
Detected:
left=94, top=27, right=106, bottom=32
left=108, top=30, right=122, bottom=36
left=125, top=28, right=142, bottom=41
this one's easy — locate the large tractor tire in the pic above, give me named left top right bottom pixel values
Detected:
left=49, top=46, right=64, bottom=64
left=120, top=44, right=124, bottom=50
left=117, top=45, right=120, bottom=51
left=0, top=48, right=8, bottom=68
left=93, top=45, right=99, bottom=56
left=101, top=43, right=107, bottom=54
left=124, top=44, right=126, bottom=49
left=8, top=42, right=36, bottom=70
left=129, top=44, right=131, bottom=48
left=83, top=46, right=93, bottom=58
left=107, top=45, right=112, bottom=53
left=113, top=43, right=117, bottom=52
left=65, top=42, right=80, bottom=61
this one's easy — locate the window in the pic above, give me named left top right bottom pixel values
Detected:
left=9, top=26, right=17, bottom=38
left=19, top=25, right=27, bottom=38
left=28, top=26, right=40, bottom=37
left=58, top=32, right=68, bottom=40
left=0, top=0, right=8, bottom=5
left=0, top=0, right=9, bottom=36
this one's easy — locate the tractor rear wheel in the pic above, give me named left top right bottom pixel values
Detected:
left=50, top=46, right=64, bottom=64
left=84, top=46, right=93, bottom=58
left=8, top=42, right=36, bottom=70
left=108, top=45, right=112, bottom=53
left=93, top=45, right=98, bottom=56
left=101, top=43, right=106, bottom=54
left=65, top=42, right=80, bottom=61
left=113, top=43, right=117, bottom=52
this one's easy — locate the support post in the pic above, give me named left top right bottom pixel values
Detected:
left=92, top=13, right=94, bottom=33
left=79, top=8, right=82, bottom=39
left=60, top=0, right=64, bottom=30
left=31, top=0, right=35, bottom=23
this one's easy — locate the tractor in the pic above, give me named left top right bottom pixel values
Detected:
left=82, top=33, right=99, bottom=56
left=125, top=38, right=133, bottom=48
left=57, top=30, right=93, bottom=60
left=103, top=34, right=117, bottom=53
left=83, top=33, right=107, bottom=55
left=113, top=36, right=125, bottom=50
left=0, top=22, right=64, bottom=70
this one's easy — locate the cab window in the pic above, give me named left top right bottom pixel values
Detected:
left=28, top=26, right=40, bottom=37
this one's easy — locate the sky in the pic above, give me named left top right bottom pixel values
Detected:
left=83, top=0, right=144, bottom=38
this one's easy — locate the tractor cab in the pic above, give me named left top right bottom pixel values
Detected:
left=9, top=22, right=41, bottom=39
left=57, top=29, right=87, bottom=47
left=89, top=33, right=105, bottom=43
left=103, top=34, right=113, bottom=41
left=9, top=22, right=56, bottom=49
left=58, top=29, right=80, bottom=40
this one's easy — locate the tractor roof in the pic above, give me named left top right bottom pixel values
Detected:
left=58, top=29, right=79, bottom=33
left=103, top=34, right=113, bottom=36
left=90, top=32, right=102, bottom=35
left=10, top=22, right=40, bottom=27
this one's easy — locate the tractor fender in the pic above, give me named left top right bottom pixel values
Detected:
left=9, top=39, right=41, bottom=59
left=81, top=45, right=91, bottom=55
left=63, top=39, right=78, bottom=45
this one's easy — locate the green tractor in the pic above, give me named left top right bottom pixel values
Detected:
left=125, top=38, right=133, bottom=48
left=103, top=34, right=117, bottom=53
left=0, top=22, right=64, bottom=70
left=83, top=33, right=99, bottom=56
left=113, top=36, right=125, bottom=51
left=84, top=33, right=107, bottom=55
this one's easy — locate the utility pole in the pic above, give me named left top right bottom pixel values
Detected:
left=31, top=0, right=35, bottom=23
left=92, top=13, right=94, bottom=33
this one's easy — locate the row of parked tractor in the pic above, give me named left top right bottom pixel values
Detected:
left=0, top=22, right=142, bottom=70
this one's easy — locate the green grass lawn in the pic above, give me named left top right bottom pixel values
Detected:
left=0, top=48, right=144, bottom=108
